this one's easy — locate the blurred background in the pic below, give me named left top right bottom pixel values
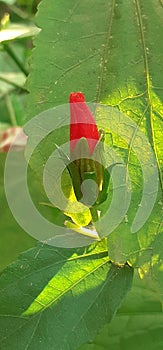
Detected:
left=0, top=0, right=41, bottom=271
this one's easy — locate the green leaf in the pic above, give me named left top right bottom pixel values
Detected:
left=79, top=271, right=163, bottom=350
left=26, top=0, right=163, bottom=114
left=0, top=242, right=133, bottom=349
left=26, top=0, right=162, bottom=265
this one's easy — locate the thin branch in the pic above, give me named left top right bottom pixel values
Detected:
left=2, top=43, right=28, bottom=76
left=0, top=75, right=27, bottom=92
left=5, top=94, right=17, bottom=126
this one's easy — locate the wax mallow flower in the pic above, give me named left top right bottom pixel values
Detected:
left=69, top=92, right=107, bottom=205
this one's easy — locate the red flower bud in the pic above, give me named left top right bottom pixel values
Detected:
left=68, top=92, right=107, bottom=206
left=69, top=92, right=99, bottom=154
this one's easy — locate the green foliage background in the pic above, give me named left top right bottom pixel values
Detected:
left=0, top=0, right=163, bottom=349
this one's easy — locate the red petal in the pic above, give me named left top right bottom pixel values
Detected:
left=69, top=92, right=99, bottom=154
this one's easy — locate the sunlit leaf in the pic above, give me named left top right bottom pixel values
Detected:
left=0, top=243, right=133, bottom=349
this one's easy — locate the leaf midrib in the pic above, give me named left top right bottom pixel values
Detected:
left=135, top=0, right=163, bottom=190
left=96, top=0, right=116, bottom=102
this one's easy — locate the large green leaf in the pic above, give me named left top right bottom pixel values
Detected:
left=27, top=0, right=163, bottom=115
left=0, top=242, right=133, bottom=349
left=25, top=0, right=162, bottom=264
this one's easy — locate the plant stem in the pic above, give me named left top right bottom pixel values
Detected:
left=5, top=94, right=17, bottom=126
left=90, top=207, right=99, bottom=222
left=3, top=43, right=28, bottom=76
left=10, top=5, right=29, bottom=19
left=0, top=75, right=27, bottom=92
